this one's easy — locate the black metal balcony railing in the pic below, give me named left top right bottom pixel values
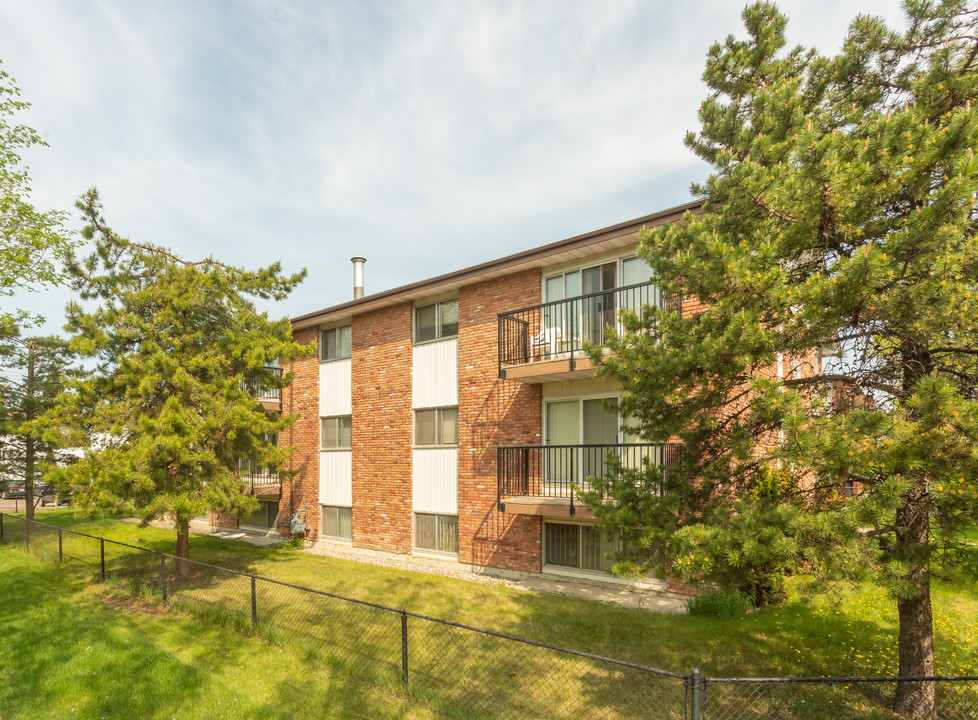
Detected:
left=239, top=460, right=280, bottom=496
left=243, top=366, right=283, bottom=403
left=497, top=443, right=682, bottom=514
left=497, top=282, right=676, bottom=377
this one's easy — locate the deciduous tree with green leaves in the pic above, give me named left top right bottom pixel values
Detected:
left=45, top=189, right=313, bottom=573
left=583, top=3, right=978, bottom=717
left=0, top=61, right=75, bottom=329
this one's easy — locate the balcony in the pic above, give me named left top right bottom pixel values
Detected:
left=244, top=366, right=283, bottom=411
left=239, top=460, right=281, bottom=498
left=497, top=443, right=681, bottom=518
left=497, top=282, right=674, bottom=383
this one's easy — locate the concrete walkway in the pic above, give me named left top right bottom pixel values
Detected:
left=512, top=573, right=688, bottom=613
left=209, top=529, right=283, bottom=548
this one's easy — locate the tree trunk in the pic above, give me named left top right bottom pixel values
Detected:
left=175, top=515, right=190, bottom=577
left=24, top=341, right=35, bottom=522
left=893, top=487, right=936, bottom=719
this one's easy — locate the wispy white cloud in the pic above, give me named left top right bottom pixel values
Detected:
left=0, top=0, right=908, bottom=330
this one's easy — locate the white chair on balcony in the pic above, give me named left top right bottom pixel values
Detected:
left=530, top=326, right=562, bottom=361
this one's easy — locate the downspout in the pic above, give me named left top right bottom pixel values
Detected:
left=289, top=355, right=295, bottom=521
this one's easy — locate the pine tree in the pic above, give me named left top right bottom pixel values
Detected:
left=584, top=3, right=978, bottom=717
left=0, top=331, right=78, bottom=519
left=44, top=189, right=314, bottom=574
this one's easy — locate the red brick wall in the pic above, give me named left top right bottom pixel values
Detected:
left=351, top=303, right=414, bottom=553
left=458, top=270, right=544, bottom=573
left=209, top=509, right=238, bottom=529
left=280, top=326, right=322, bottom=539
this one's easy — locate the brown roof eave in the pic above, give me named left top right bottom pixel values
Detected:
left=291, top=198, right=703, bottom=330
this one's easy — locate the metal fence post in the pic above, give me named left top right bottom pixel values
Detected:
left=160, top=554, right=167, bottom=603
left=1, top=512, right=4, bottom=539
left=100, top=538, right=106, bottom=581
left=689, top=668, right=703, bottom=720
left=25, top=518, right=29, bottom=550
left=400, top=611, right=409, bottom=685
left=58, top=528, right=63, bottom=562
left=251, top=576, right=258, bottom=627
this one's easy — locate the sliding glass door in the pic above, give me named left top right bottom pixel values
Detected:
left=544, top=397, right=620, bottom=490
left=545, top=400, right=580, bottom=489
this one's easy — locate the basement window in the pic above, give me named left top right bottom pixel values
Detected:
left=321, top=505, right=353, bottom=540
left=415, top=513, right=458, bottom=554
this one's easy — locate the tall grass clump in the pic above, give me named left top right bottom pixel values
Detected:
left=685, top=590, right=754, bottom=619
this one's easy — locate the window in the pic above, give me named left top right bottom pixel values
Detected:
left=320, top=325, right=352, bottom=361
left=321, top=416, right=353, bottom=450
left=415, top=407, right=458, bottom=446
left=415, top=513, right=458, bottom=554
left=241, top=500, right=279, bottom=529
left=414, top=299, right=458, bottom=343
left=321, top=505, right=353, bottom=540
left=544, top=522, right=619, bottom=572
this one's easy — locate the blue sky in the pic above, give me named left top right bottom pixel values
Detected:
left=1, top=1, right=906, bottom=335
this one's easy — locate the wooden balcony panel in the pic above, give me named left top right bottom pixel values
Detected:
left=498, top=496, right=596, bottom=519
left=499, top=355, right=595, bottom=383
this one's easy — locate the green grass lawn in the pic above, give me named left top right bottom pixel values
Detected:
left=0, top=549, right=435, bottom=720
left=2, top=510, right=977, bottom=719
left=960, top=525, right=978, bottom=544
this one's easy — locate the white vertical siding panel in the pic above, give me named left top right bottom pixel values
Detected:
left=412, top=448, right=458, bottom=514
left=319, top=451, right=353, bottom=506
left=320, top=358, right=352, bottom=416
left=412, top=339, right=458, bottom=408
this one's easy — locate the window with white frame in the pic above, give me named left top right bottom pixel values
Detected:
left=320, top=325, right=352, bottom=362
left=321, top=505, right=353, bottom=540
left=542, top=256, right=657, bottom=348
left=321, top=415, right=353, bottom=450
left=414, top=407, right=458, bottom=446
left=543, top=255, right=653, bottom=304
left=414, top=298, right=458, bottom=343
left=415, top=513, right=458, bottom=554
left=544, top=521, right=619, bottom=572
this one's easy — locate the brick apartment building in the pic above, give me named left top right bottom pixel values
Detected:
left=221, top=200, right=704, bottom=587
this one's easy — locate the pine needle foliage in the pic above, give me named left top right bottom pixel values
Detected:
left=583, top=3, right=978, bottom=716
left=43, top=189, right=314, bottom=567
left=0, top=330, right=78, bottom=519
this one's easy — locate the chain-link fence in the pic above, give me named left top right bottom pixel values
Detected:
left=695, top=674, right=978, bottom=720
left=1, top=512, right=975, bottom=719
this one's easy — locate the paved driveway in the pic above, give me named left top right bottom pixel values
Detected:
left=0, top=497, right=68, bottom=513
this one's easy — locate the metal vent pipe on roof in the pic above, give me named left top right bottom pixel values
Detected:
left=351, top=256, right=366, bottom=299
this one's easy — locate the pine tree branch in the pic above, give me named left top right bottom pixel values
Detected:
left=123, top=241, right=237, bottom=271
left=930, top=346, right=978, bottom=357
left=782, top=373, right=901, bottom=396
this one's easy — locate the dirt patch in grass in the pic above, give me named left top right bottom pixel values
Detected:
left=97, top=590, right=167, bottom=617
